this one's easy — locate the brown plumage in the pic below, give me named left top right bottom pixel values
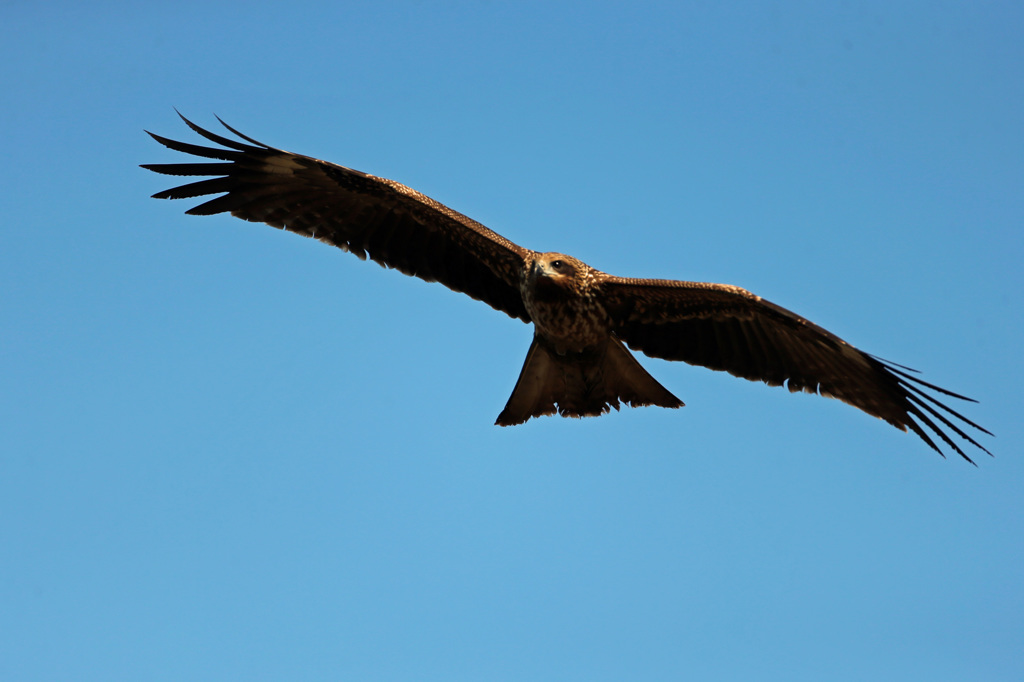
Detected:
left=142, top=114, right=992, bottom=463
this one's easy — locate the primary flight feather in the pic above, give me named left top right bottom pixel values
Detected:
left=143, top=114, right=991, bottom=463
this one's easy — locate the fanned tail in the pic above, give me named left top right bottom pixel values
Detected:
left=496, top=335, right=683, bottom=426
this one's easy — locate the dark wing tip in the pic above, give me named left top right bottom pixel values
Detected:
left=874, top=358, right=993, bottom=464
left=142, top=112, right=271, bottom=211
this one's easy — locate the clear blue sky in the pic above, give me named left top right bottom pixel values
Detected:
left=2, top=2, right=1022, bottom=680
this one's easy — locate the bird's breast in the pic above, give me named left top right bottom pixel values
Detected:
left=522, top=283, right=611, bottom=353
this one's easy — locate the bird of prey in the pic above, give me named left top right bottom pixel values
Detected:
left=143, top=114, right=991, bottom=463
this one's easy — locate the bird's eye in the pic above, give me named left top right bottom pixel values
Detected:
left=551, top=260, right=564, bottom=269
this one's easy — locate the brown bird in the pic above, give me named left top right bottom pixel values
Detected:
left=143, top=114, right=991, bottom=463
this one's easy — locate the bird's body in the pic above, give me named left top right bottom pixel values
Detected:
left=143, top=115, right=991, bottom=462
left=502, top=252, right=684, bottom=426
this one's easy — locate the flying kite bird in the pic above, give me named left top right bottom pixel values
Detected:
left=143, top=115, right=991, bottom=463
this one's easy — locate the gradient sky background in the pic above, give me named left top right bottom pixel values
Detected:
left=2, top=2, right=1022, bottom=680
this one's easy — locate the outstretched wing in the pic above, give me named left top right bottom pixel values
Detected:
left=599, top=277, right=991, bottom=463
left=142, top=114, right=533, bottom=322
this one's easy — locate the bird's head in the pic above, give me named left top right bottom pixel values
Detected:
left=530, top=253, right=586, bottom=292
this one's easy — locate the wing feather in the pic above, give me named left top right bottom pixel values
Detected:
left=600, top=277, right=991, bottom=463
left=143, top=114, right=533, bottom=322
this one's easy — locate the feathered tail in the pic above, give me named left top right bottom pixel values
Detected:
left=495, top=335, right=684, bottom=426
